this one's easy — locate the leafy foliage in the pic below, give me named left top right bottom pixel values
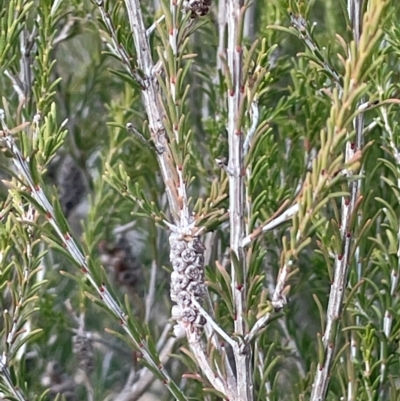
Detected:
left=1, top=0, right=400, bottom=400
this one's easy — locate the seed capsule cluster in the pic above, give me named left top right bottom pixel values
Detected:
left=183, top=0, right=212, bottom=18
left=170, top=232, right=206, bottom=329
left=72, top=333, right=94, bottom=376
left=57, top=155, right=86, bottom=218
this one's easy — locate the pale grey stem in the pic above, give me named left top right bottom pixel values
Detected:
left=349, top=0, right=364, bottom=398
left=145, top=260, right=158, bottom=323
left=4, top=70, right=25, bottom=102
left=0, top=353, right=28, bottom=401
left=202, top=233, right=237, bottom=390
left=124, top=0, right=182, bottom=221
left=290, top=14, right=342, bottom=88
left=255, top=342, right=271, bottom=401
left=191, top=297, right=236, bottom=348
left=243, top=99, right=259, bottom=156
left=187, top=330, right=236, bottom=399
left=271, top=260, right=290, bottom=310
left=310, top=102, right=362, bottom=401
left=226, top=0, right=253, bottom=398
left=112, top=221, right=136, bottom=235
left=205, top=329, right=237, bottom=395
left=155, top=323, right=172, bottom=351
left=53, top=17, right=76, bottom=46
left=310, top=1, right=364, bottom=398
left=20, top=28, right=33, bottom=101
left=242, top=204, right=299, bottom=247
left=123, top=4, right=219, bottom=399
left=146, top=15, right=166, bottom=37
left=96, top=1, right=146, bottom=88
left=243, top=0, right=256, bottom=41
left=169, top=0, right=179, bottom=143
left=217, top=0, right=226, bottom=73
left=153, top=0, right=160, bottom=12
left=244, top=101, right=259, bottom=239
left=245, top=311, right=273, bottom=344
left=201, top=301, right=237, bottom=392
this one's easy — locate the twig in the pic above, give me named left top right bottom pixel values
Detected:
left=146, top=15, right=165, bottom=36
left=0, top=354, right=28, bottom=401
left=310, top=0, right=365, bottom=398
left=290, top=13, right=342, bottom=89
left=243, top=0, right=256, bottom=40
left=226, top=0, right=253, bottom=398
left=53, top=17, right=76, bottom=46
left=245, top=310, right=273, bottom=344
left=96, top=0, right=146, bottom=89
left=123, top=0, right=181, bottom=221
left=187, top=329, right=236, bottom=400
left=242, top=203, right=299, bottom=247
left=216, top=0, right=226, bottom=73
left=191, top=297, right=236, bottom=349
left=243, top=99, right=259, bottom=156
left=145, top=260, right=157, bottom=323
left=4, top=71, right=25, bottom=102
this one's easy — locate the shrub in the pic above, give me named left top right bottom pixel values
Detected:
left=1, top=0, right=400, bottom=400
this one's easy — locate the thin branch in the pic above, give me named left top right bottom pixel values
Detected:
left=123, top=0, right=182, bottom=222
left=145, top=260, right=157, bottom=323
left=242, top=203, right=299, bottom=247
left=310, top=0, right=366, bottom=398
left=216, top=0, right=226, bottom=74
left=146, top=15, right=165, bottom=37
left=191, top=297, right=236, bottom=349
left=289, top=13, right=342, bottom=89
left=226, top=0, right=253, bottom=398
left=0, top=354, right=28, bottom=401
left=245, top=310, right=273, bottom=344
left=96, top=0, right=146, bottom=88
left=243, top=99, right=259, bottom=156
left=187, top=329, right=236, bottom=400
left=243, top=0, right=256, bottom=40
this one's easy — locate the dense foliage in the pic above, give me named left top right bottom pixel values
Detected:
left=1, top=0, right=400, bottom=400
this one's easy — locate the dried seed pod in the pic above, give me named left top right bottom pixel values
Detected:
left=183, top=0, right=212, bottom=18
left=57, top=155, right=86, bottom=218
left=72, top=333, right=94, bottom=376
left=99, top=236, right=144, bottom=296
